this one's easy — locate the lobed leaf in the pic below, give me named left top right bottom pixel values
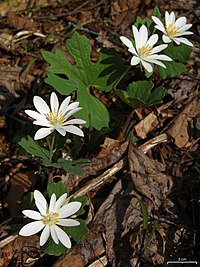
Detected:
left=47, top=181, right=69, bottom=198
left=117, top=81, right=166, bottom=109
left=43, top=157, right=86, bottom=176
left=158, top=61, right=186, bottom=79
left=18, top=136, right=50, bottom=161
left=42, top=32, right=127, bottom=130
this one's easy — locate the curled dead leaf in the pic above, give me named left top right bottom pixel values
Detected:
left=167, top=95, right=200, bottom=148
left=128, top=141, right=173, bottom=209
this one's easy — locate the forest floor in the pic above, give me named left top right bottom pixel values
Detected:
left=0, top=0, right=200, bottom=266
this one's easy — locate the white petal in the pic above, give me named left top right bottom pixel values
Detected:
left=57, top=219, right=80, bottom=227
left=176, top=31, right=193, bottom=37
left=33, top=96, right=50, bottom=115
left=146, top=54, right=172, bottom=61
left=22, top=210, right=42, bottom=220
left=173, top=38, right=181, bottom=45
left=169, top=11, right=175, bottom=25
left=155, top=54, right=172, bottom=61
left=153, top=60, right=166, bottom=68
left=155, top=25, right=167, bottom=34
left=59, top=202, right=82, bottom=219
left=132, top=25, right=140, bottom=51
left=141, top=60, right=153, bottom=73
left=19, top=221, right=44, bottom=236
left=55, top=226, right=71, bottom=248
left=144, top=58, right=166, bottom=68
left=152, top=16, right=166, bottom=33
left=56, top=127, right=66, bottom=136
left=34, top=127, right=53, bottom=140
left=50, top=226, right=59, bottom=244
left=119, top=36, right=133, bottom=49
left=173, top=37, right=193, bottom=46
left=40, top=225, right=50, bottom=246
left=139, top=25, right=148, bottom=46
left=62, top=125, right=84, bottom=137
left=64, top=102, right=79, bottom=114
left=146, top=34, right=158, bottom=47
left=128, top=46, right=137, bottom=55
left=165, top=11, right=170, bottom=25
left=34, top=190, right=48, bottom=215
left=151, top=44, right=168, bottom=54
left=175, top=17, right=187, bottom=28
left=130, top=56, right=140, bottom=66
left=162, top=35, right=171, bottom=43
left=179, top=24, right=192, bottom=32
left=54, top=193, right=68, bottom=212
left=33, top=120, right=51, bottom=127
left=49, top=193, right=57, bottom=212
left=50, top=92, right=59, bottom=114
left=25, top=110, right=46, bottom=121
left=64, top=107, right=82, bottom=120
left=59, top=96, right=71, bottom=114
left=61, top=119, right=86, bottom=126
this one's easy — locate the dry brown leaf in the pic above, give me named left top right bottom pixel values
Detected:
left=134, top=112, right=159, bottom=139
left=167, top=95, right=200, bottom=148
left=8, top=12, right=38, bottom=30
left=128, top=142, right=173, bottom=209
left=0, top=33, right=13, bottom=50
left=52, top=225, right=105, bottom=267
left=0, top=235, right=39, bottom=267
left=0, top=65, right=34, bottom=114
left=98, top=137, right=120, bottom=158
left=4, top=171, right=39, bottom=217
left=65, top=141, right=128, bottom=190
left=134, top=97, right=189, bottom=139
left=0, top=0, right=63, bottom=16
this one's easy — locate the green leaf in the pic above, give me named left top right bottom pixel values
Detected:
left=65, top=219, right=89, bottom=243
left=42, top=236, right=68, bottom=256
left=158, top=61, right=186, bottom=79
left=43, top=157, right=87, bottom=176
left=42, top=220, right=89, bottom=256
left=134, top=16, right=152, bottom=28
left=22, top=192, right=35, bottom=210
left=57, top=158, right=86, bottom=176
left=98, top=48, right=130, bottom=87
left=163, top=43, right=192, bottom=63
left=69, top=195, right=88, bottom=216
left=151, top=6, right=161, bottom=18
left=139, top=199, right=149, bottom=230
left=42, top=32, right=127, bottom=130
left=18, top=136, right=50, bottom=161
left=116, top=81, right=166, bottom=109
left=47, top=181, right=69, bottom=198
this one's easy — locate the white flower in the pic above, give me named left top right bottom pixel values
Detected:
left=120, top=25, right=172, bottom=73
left=25, top=92, right=86, bottom=140
left=152, top=11, right=193, bottom=46
left=19, top=190, right=81, bottom=248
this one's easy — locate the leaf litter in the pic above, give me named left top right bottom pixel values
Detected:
left=0, top=0, right=199, bottom=266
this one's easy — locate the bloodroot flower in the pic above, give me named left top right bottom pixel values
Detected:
left=152, top=11, right=193, bottom=46
left=120, top=25, right=172, bottom=73
left=19, top=190, right=81, bottom=248
left=25, top=92, right=86, bottom=140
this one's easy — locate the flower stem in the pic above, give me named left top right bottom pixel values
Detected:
left=49, top=132, right=56, bottom=163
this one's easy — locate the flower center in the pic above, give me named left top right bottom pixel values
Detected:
left=166, top=24, right=180, bottom=37
left=47, top=108, right=64, bottom=126
left=42, top=210, right=60, bottom=226
left=139, top=44, right=152, bottom=58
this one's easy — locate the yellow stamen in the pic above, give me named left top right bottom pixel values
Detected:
left=139, top=44, right=152, bottom=58
left=47, top=109, right=64, bottom=126
left=42, top=210, right=60, bottom=226
left=166, top=24, right=180, bottom=37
